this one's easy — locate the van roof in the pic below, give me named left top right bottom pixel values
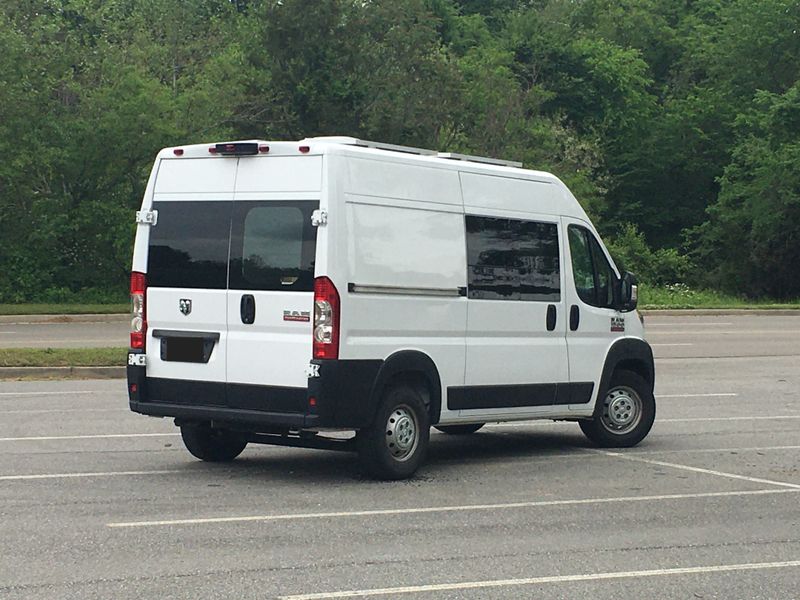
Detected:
left=157, top=137, right=558, bottom=181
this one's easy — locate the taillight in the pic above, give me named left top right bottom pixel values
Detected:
left=130, top=272, right=147, bottom=350
left=313, top=276, right=340, bottom=359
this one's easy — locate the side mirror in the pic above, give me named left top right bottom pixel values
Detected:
left=618, top=271, right=638, bottom=312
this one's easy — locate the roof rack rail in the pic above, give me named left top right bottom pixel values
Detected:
left=302, top=136, right=522, bottom=167
left=437, top=152, right=522, bottom=168
left=301, top=136, right=437, bottom=156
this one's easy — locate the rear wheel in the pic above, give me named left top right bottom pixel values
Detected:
left=180, top=423, right=248, bottom=462
left=357, top=385, right=430, bottom=480
left=579, top=369, right=655, bottom=448
left=434, top=423, right=484, bottom=435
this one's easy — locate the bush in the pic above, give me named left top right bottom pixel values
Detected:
left=606, top=223, right=692, bottom=285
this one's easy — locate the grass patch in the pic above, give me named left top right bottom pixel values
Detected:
left=640, top=284, right=800, bottom=310
left=0, top=347, right=127, bottom=367
left=0, top=303, right=128, bottom=315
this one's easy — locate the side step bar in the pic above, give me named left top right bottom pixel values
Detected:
left=244, top=431, right=356, bottom=452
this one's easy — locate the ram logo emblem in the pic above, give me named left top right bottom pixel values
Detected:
left=179, top=298, right=192, bottom=316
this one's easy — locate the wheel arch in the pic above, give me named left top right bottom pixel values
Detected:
left=370, top=350, right=443, bottom=425
left=593, top=338, right=655, bottom=418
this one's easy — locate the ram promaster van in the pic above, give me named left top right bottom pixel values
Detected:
left=127, top=137, right=655, bottom=479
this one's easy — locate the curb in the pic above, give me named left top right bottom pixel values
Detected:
left=641, top=309, right=800, bottom=316
left=0, top=366, right=125, bottom=380
left=0, top=313, right=128, bottom=324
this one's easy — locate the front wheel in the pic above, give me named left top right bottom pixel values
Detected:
left=579, top=369, right=655, bottom=448
left=180, top=423, right=248, bottom=462
left=357, top=385, right=430, bottom=480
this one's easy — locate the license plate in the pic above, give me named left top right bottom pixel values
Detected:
left=161, top=337, right=208, bottom=363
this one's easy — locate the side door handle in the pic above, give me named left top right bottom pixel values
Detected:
left=546, top=304, right=557, bottom=331
left=569, top=305, right=580, bottom=331
left=240, top=294, right=256, bottom=325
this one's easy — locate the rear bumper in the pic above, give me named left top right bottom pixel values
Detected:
left=126, top=352, right=382, bottom=430
left=129, top=398, right=313, bottom=428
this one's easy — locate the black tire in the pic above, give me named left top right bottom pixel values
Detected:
left=579, top=369, right=655, bottom=448
left=357, top=385, right=430, bottom=480
left=180, top=423, right=248, bottom=462
left=434, top=423, right=484, bottom=435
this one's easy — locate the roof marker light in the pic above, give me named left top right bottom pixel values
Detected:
left=173, top=148, right=184, bottom=156
left=208, top=146, right=218, bottom=154
left=259, top=145, right=270, bottom=154
left=299, top=145, right=310, bottom=153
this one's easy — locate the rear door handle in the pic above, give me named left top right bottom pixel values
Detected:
left=546, top=304, right=557, bottom=331
left=240, top=294, right=256, bottom=325
left=569, top=305, right=580, bottom=331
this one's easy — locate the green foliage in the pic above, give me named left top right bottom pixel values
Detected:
left=606, top=224, right=691, bottom=286
left=0, top=347, right=126, bottom=367
left=0, top=0, right=798, bottom=302
left=693, top=82, right=800, bottom=299
left=639, top=284, right=800, bottom=310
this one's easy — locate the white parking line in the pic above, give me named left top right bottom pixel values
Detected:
left=0, top=408, right=126, bottom=414
left=630, top=445, right=800, bottom=455
left=649, top=330, right=800, bottom=335
left=660, top=415, right=800, bottom=422
left=0, top=390, right=103, bottom=397
left=647, top=322, right=733, bottom=327
left=106, top=488, right=798, bottom=528
left=596, top=450, right=800, bottom=490
left=279, top=560, right=800, bottom=599
left=0, top=433, right=179, bottom=442
left=0, top=469, right=183, bottom=481
left=657, top=393, right=737, bottom=398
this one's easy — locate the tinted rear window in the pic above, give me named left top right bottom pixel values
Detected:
left=229, top=201, right=318, bottom=292
left=147, top=201, right=231, bottom=289
left=147, top=200, right=318, bottom=291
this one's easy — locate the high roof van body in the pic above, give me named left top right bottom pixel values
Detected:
left=127, top=137, right=654, bottom=479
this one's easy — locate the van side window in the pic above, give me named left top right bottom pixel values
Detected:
left=229, top=201, right=318, bottom=292
left=466, top=216, right=560, bottom=302
left=568, top=225, right=616, bottom=309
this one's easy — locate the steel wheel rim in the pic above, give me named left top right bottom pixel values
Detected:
left=385, top=404, right=419, bottom=461
left=600, top=386, right=642, bottom=435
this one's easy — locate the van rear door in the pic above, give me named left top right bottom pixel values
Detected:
left=225, top=156, right=323, bottom=412
left=144, top=158, right=236, bottom=398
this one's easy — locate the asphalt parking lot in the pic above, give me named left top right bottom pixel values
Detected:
left=1, top=313, right=799, bottom=599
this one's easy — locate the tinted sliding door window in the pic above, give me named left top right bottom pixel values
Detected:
left=147, top=201, right=232, bottom=289
left=229, top=201, right=318, bottom=292
left=466, top=215, right=560, bottom=302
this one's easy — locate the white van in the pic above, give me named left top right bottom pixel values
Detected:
left=127, top=137, right=654, bottom=479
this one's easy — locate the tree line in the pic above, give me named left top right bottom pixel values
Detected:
left=1, top=0, right=798, bottom=302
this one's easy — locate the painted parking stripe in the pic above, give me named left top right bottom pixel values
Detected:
left=279, top=560, right=800, bottom=599
left=0, top=469, right=183, bottom=481
left=0, top=390, right=103, bottom=397
left=596, top=450, right=800, bottom=490
left=659, top=415, right=800, bottom=422
left=0, top=433, right=179, bottom=442
left=656, top=393, right=737, bottom=398
left=649, top=330, right=800, bottom=335
left=629, top=444, right=800, bottom=455
left=0, top=408, right=127, bottom=414
left=106, top=488, right=798, bottom=528
left=647, top=322, right=733, bottom=327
